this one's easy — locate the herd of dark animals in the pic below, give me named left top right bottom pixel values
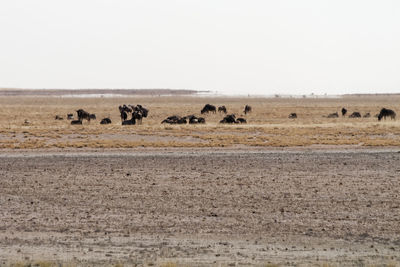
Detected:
left=324, top=107, right=396, bottom=120
left=56, top=104, right=396, bottom=126
left=119, top=104, right=149, bottom=125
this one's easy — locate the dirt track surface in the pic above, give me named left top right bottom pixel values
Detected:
left=1, top=148, right=400, bottom=266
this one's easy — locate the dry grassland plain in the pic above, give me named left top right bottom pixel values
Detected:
left=0, top=94, right=400, bottom=149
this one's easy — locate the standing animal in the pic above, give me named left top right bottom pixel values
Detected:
left=120, top=111, right=128, bottom=122
left=218, top=106, right=227, bottom=114
left=341, top=108, right=347, bottom=116
left=201, top=104, right=216, bottom=114
left=76, top=109, right=91, bottom=122
left=378, top=108, right=396, bottom=121
left=134, top=105, right=149, bottom=118
left=244, top=105, right=252, bottom=114
left=131, top=111, right=143, bottom=124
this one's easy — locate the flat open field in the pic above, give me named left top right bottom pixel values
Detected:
left=1, top=149, right=400, bottom=266
left=0, top=94, right=400, bottom=149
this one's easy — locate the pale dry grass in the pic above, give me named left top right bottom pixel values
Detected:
left=1, top=95, right=400, bottom=149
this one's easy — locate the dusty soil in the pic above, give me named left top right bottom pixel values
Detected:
left=1, top=148, right=400, bottom=266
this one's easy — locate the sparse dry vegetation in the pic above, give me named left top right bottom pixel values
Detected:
left=1, top=94, right=400, bottom=149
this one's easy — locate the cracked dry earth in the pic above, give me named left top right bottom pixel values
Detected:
left=1, top=149, right=400, bottom=266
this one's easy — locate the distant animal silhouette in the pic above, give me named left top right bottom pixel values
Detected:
left=201, top=104, right=216, bottom=114
left=71, top=120, right=82, bottom=125
left=349, top=112, right=361, bottom=118
left=378, top=108, right=396, bottom=121
left=244, top=105, right=252, bottom=114
left=100, top=118, right=112, bottom=124
left=76, top=109, right=91, bottom=122
left=218, top=106, right=227, bottom=114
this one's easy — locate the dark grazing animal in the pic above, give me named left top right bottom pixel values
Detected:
left=378, top=108, right=396, bottom=121
left=220, top=114, right=237, bottom=124
left=71, top=120, right=82, bottom=125
left=76, top=109, right=91, bottom=121
left=288, top=113, right=297, bottom=119
left=341, top=108, right=347, bottom=116
left=327, top=112, right=339, bottom=118
left=236, top=117, right=247, bottom=123
left=100, top=118, right=112, bottom=124
left=218, top=106, right=227, bottom=114
left=201, top=104, right=216, bottom=114
left=349, top=112, right=361, bottom=118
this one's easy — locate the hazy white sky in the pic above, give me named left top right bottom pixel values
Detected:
left=1, top=0, right=399, bottom=95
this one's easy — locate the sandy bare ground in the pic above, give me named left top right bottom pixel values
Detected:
left=1, top=148, right=400, bottom=266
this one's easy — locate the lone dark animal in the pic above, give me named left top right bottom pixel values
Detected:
left=349, top=112, right=361, bottom=118
left=341, top=108, right=347, bottom=116
left=100, top=118, right=112, bottom=124
left=288, top=113, right=297, bottom=119
left=201, top=104, right=216, bottom=114
left=236, top=117, right=247, bottom=123
left=218, top=106, right=227, bottom=114
left=244, top=105, right=252, bottom=114
left=327, top=112, right=339, bottom=118
left=71, top=120, right=82, bottom=125
left=378, top=108, right=396, bottom=121
left=76, top=109, right=91, bottom=121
